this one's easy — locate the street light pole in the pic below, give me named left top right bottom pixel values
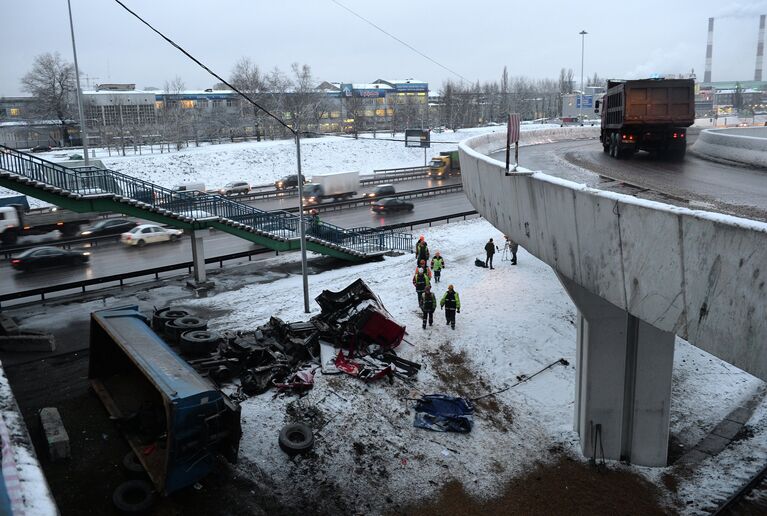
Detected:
left=579, top=30, right=588, bottom=124
left=294, top=133, right=310, bottom=314
left=67, top=0, right=90, bottom=164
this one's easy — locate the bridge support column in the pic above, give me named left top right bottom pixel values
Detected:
left=558, top=274, right=675, bottom=467
left=190, top=229, right=209, bottom=285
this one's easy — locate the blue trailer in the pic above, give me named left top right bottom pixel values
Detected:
left=89, top=306, right=241, bottom=495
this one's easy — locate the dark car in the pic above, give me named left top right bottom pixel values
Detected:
left=371, top=198, right=414, bottom=213
left=79, top=218, right=138, bottom=237
left=30, top=145, right=52, bottom=153
left=364, top=184, right=396, bottom=198
left=11, top=246, right=90, bottom=272
left=274, top=175, right=305, bottom=190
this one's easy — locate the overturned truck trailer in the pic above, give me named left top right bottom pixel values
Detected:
left=89, top=306, right=241, bottom=495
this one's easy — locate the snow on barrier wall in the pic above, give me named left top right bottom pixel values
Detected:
left=459, top=130, right=767, bottom=381
left=0, top=363, right=57, bottom=514
left=691, top=126, right=767, bottom=168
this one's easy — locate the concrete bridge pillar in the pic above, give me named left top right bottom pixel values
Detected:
left=190, top=229, right=208, bottom=284
left=558, top=274, right=675, bottom=467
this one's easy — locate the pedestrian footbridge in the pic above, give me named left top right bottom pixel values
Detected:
left=459, top=130, right=767, bottom=467
left=0, top=146, right=412, bottom=269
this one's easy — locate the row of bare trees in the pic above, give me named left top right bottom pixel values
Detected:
left=433, top=67, right=605, bottom=130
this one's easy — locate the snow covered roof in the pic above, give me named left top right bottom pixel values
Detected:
left=351, top=83, right=392, bottom=90
left=377, top=79, right=426, bottom=85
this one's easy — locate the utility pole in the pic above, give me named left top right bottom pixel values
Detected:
left=579, top=30, right=588, bottom=125
left=67, top=0, right=90, bottom=164
left=295, top=133, right=310, bottom=313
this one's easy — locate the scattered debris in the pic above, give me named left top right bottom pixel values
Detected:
left=112, top=480, right=155, bottom=513
left=413, top=395, right=474, bottom=433
left=39, top=407, right=70, bottom=461
left=471, top=358, right=569, bottom=402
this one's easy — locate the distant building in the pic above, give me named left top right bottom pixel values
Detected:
left=0, top=97, right=71, bottom=148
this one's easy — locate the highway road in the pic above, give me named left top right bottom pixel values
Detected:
left=491, top=137, right=767, bottom=222
left=0, top=191, right=472, bottom=296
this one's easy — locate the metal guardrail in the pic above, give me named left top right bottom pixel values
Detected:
left=0, top=211, right=480, bottom=308
left=0, top=145, right=412, bottom=258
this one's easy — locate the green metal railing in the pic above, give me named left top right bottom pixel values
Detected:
left=0, top=146, right=412, bottom=258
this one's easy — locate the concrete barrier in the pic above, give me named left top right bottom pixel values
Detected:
left=460, top=130, right=767, bottom=381
left=691, top=127, right=767, bottom=168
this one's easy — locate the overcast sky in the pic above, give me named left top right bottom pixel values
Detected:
left=2, top=0, right=766, bottom=96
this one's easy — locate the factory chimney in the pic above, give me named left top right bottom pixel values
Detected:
left=704, top=17, right=714, bottom=83
left=756, top=15, right=766, bottom=81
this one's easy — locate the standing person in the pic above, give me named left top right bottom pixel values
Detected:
left=412, top=267, right=430, bottom=308
left=508, top=237, right=519, bottom=265
left=415, top=236, right=430, bottom=264
left=421, top=285, right=437, bottom=329
left=414, top=259, right=432, bottom=280
left=431, top=251, right=445, bottom=283
left=440, top=284, right=461, bottom=330
left=485, top=238, right=498, bottom=269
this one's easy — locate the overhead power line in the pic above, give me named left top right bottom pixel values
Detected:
left=112, top=0, right=294, bottom=134
left=329, top=0, right=470, bottom=83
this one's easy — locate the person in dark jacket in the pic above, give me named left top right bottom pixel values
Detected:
left=484, top=238, right=498, bottom=269
left=413, top=267, right=430, bottom=307
left=505, top=236, right=519, bottom=265
left=440, top=284, right=461, bottom=330
left=431, top=251, right=444, bottom=283
left=421, top=285, right=437, bottom=329
left=415, top=235, right=430, bottom=264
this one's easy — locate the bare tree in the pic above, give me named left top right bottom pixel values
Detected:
left=162, top=76, right=189, bottom=150
left=20, top=52, right=77, bottom=145
left=230, top=57, right=264, bottom=140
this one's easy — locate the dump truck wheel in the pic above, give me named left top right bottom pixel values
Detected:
left=151, top=308, right=189, bottom=333
left=180, top=330, right=220, bottom=355
left=122, top=452, right=144, bottom=475
left=279, top=423, right=314, bottom=455
left=112, top=480, right=155, bottom=513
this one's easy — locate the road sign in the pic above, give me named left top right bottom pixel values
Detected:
left=405, top=129, right=430, bottom=148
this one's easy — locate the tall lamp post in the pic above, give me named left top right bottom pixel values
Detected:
left=67, top=0, right=90, bottom=164
left=579, top=30, right=588, bottom=124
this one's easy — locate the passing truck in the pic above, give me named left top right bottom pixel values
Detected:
left=0, top=198, right=94, bottom=245
left=428, top=150, right=460, bottom=178
left=595, top=78, right=695, bottom=160
left=303, top=171, right=359, bottom=204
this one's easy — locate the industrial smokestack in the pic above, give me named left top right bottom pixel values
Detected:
left=704, top=17, right=714, bottom=83
left=756, top=15, right=765, bottom=81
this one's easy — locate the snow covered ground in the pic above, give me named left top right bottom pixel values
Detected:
left=9, top=216, right=767, bottom=512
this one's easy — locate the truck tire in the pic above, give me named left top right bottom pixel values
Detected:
left=1, top=229, right=18, bottom=245
left=179, top=330, right=221, bottom=355
left=112, top=480, right=155, bottom=513
left=278, top=423, right=314, bottom=455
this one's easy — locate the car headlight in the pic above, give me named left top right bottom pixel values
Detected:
left=82, top=252, right=91, bottom=256
left=81, top=231, right=92, bottom=236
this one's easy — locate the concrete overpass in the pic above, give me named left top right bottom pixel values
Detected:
left=459, top=128, right=767, bottom=466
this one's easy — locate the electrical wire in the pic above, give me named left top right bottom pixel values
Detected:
left=112, top=0, right=295, bottom=135
left=329, top=0, right=470, bottom=83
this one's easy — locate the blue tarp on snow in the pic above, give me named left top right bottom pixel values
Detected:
left=413, top=394, right=474, bottom=433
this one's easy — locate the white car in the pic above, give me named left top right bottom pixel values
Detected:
left=120, top=224, right=183, bottom=247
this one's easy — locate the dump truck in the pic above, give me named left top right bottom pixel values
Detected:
left=0, top=198, right=96, bottom=245
left=303, top=171, right=359, bottom=204
left=595, top=78, right=695, bottom=160
left=428, top=150, right=460, bottom=178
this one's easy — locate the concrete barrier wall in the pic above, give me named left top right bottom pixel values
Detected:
left=460, top=131, right=767, bottom=381
left=691, top=127, right=767, bottom=168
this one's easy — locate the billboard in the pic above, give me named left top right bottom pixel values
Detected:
left=575, top=95, right=594, bottom=109
left=405, top=129, right=430, bottom=148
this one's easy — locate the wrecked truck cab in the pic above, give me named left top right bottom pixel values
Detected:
left=89, top=306, right=241, bottom=495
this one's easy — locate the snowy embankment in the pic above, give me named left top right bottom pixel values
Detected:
left=2, top=125, right=562, bottom=208
left=171, top=217, right=763, bottom=514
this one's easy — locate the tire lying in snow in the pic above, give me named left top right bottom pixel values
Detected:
left=121, top=451, right=145, bottom=475
left=179, top=330, right=221, bottom=355
left=112, top=479, right=155, bottom=513
left=278, top=423, right=314, bottom=455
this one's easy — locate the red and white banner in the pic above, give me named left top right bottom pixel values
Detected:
left=508, top=113, right=520, bottom=143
